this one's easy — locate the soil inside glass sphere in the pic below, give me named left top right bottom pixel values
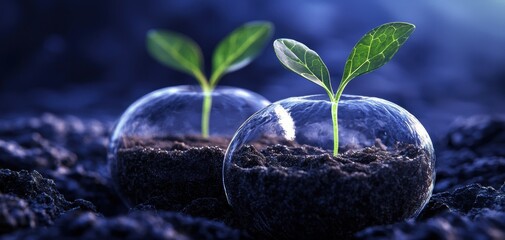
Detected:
left=115, top=135, right=230, bottom=212
left=225, top=140, right=434, bottom=239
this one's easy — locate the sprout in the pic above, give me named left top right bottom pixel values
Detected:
left=273, top=22, right=415, bottom=156
left=147, top=21, right=273, bottom=138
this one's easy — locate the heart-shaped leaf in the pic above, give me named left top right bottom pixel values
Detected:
left=340, top=22, right=415, bottom=86
left=274, top=39, right=333, bottom=97
left=147, top=30, right=206, bottom=84
left=210, top=21, right=273, bottom=86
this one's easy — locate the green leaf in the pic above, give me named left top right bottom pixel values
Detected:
left=147, top=30, right=206, bottom=84
left=340, top=22, right=415, bottom=85
left=210, top=21, right=273, bottom=86
left=273, top=39, right=333, bottom=96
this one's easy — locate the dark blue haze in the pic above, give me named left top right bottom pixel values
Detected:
left=1, top=0, right=504, bottom=138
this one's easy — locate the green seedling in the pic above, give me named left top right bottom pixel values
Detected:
left=274, top=22, right=415, bottom=156
left=147, top=21, right=273, bottom=138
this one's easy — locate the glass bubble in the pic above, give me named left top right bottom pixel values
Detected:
left=223, top=94, right=435, bottom=239
left=108, top=85, right=270, bottom=207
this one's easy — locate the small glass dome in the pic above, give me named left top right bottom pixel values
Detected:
left=223, top=94, right=435, bottom=239
left=109, top=85, right=270, bottom=208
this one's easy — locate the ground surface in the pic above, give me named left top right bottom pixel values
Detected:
left=0, top=113, right=504, bottom=239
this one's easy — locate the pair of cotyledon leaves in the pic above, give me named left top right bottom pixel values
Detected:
left=147, top=21, right=415, bottom=99
left=147, top=21, right=273, bottom=89
left=274, top=22, right=415, bottom=101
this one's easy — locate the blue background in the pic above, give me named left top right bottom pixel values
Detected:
left=1, top=0, right=504, bottom=138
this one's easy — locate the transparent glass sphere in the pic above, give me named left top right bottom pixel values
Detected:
left=108, top=85, right=270, bottom=207
left=223, top=94, right=435, bottom=239
left=111, top=85, right=270, bottom=139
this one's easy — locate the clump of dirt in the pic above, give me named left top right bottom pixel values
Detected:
left=0, top=169, right=95, bottom=234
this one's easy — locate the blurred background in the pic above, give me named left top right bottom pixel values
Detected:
left=1, top=0, right=504, bottom=138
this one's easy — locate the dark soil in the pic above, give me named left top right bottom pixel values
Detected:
left=357, top=183, right=505, bottom=239
left=0, top=114, right=123, bottom=216
left=434, top=115, right=505, bottom=193
left=1, top=113, right=505, bottom=239
left=0, top=114, right=244, bottom=239
left=0, top=169, right=95, bottom=234
left=225, top=143, right=434, bottom=239
left=3, top=210, right=245, bottom=240
left=113, top=135, right=231, bottom=214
